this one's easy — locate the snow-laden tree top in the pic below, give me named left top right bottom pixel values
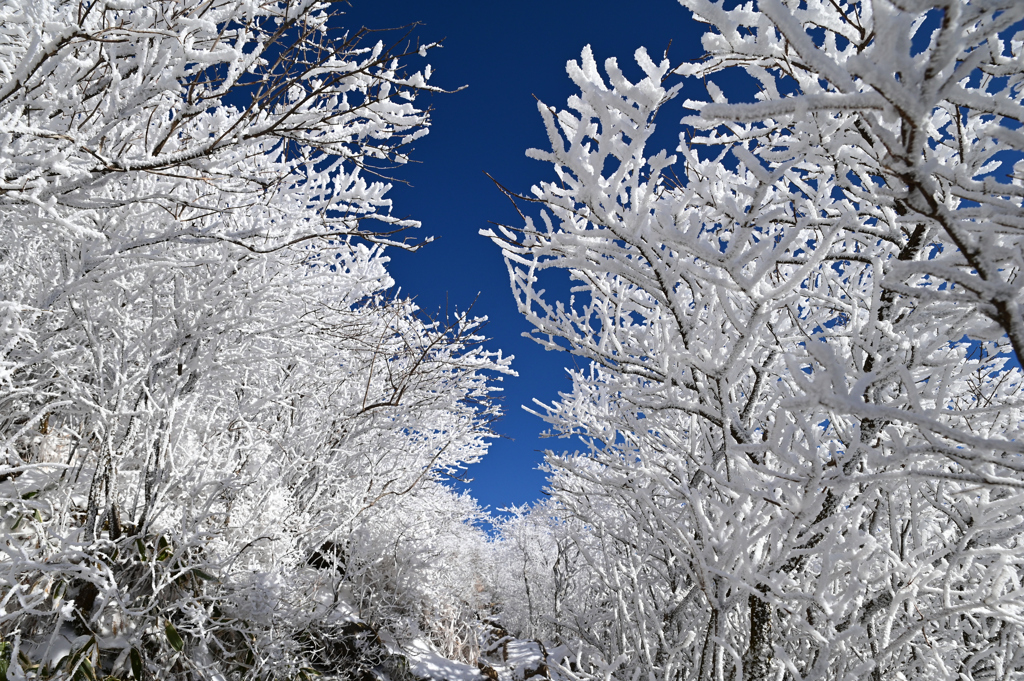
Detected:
left=0, top=1, right=512, bottom=679
left=486, top=1, right=1024, bottom=680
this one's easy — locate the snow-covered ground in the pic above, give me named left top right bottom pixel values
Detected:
left=403, top=639, right=487, bottom=681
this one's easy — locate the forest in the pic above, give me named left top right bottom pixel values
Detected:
left=1, top=0, right=1024, bottom=680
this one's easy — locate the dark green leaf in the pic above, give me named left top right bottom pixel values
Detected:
left=129, top=648, right=143, bottom=680
left=190, top=568, right=217, bottom=582
left=165, top=622, right=184, bottom=652
left=78, top=657, right=97, bottom=681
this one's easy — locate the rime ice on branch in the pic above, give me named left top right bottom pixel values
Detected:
left=486, top=1, right=1024, bottom=680
left=0, top=1, right=510, bottom=678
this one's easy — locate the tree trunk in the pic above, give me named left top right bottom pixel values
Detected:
left=698, top=607, right=719, bottom=681
left=744, top=589, right=773, bottom=681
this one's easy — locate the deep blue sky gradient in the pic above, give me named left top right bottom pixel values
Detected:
left=340, top=0, right=708, bottom=512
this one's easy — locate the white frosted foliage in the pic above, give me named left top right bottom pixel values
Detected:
left=485, top=1, right=1024, bottom=680
left=0, top=1, right=511, bottom=679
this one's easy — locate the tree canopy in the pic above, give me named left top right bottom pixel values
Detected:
left=3, top=1, right=1024, bottom=680
left=486, top=0, right=1024, bottom=679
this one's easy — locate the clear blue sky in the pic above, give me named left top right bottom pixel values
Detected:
left=340, top=0, right=707, bottom=511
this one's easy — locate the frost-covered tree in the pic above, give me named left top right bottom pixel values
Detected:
left=0, top=1, right=510, bottom=679
left=489, top=504, right=560, bottom=641
left=487, top=1, right=1024, bottom=680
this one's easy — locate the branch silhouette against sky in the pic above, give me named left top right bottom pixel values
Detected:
left=339, top=0, right=707, bottom=510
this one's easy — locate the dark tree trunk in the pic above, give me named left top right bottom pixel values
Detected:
left=698, top=608, right=719, bottom=681
left=744, top=589, right=773, bottom=681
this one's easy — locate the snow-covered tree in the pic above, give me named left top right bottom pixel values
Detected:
left=487, top=1, right=1024, bottom=680
left=489, top=504, right=560, bottom=641
left=0, top=1, right=510, bottom=679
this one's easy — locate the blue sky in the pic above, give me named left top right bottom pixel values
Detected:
left=339, top=0, right=708, bottom=512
